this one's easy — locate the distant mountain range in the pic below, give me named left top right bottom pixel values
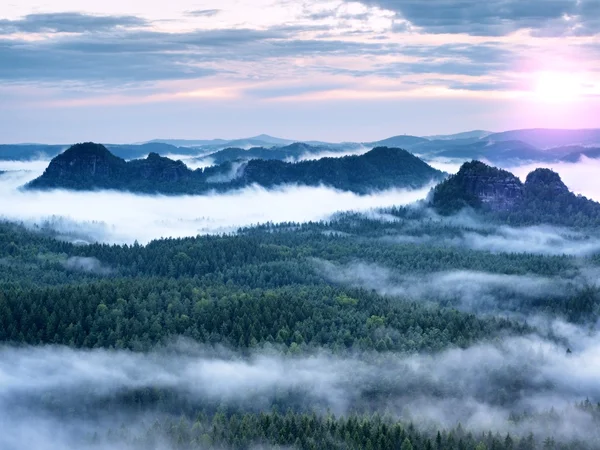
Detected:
left=26, top=143, right=445, bottom=195
left=483, top=128, right=600, bottom=149
left=146, top=134, right=296, bottom=148
left=431, top=160, right=600, bottom=227
left=4, top=128, right=600, bottom=165
left=424, top=130, right=493, bottom=141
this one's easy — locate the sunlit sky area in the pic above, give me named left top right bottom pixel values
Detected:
left=1, top=0, right=599, bottom=143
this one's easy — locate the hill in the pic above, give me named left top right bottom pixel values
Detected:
left=26, top=143, right=445, bottom=195
left=413, top=139, right=553, bottom=163
left=197, top=142, right=360, bottom=166
left=424, top=130, right=493, bottom=140
left=146, top=134, right=295, bottom=149
left=105, top=143, right=201, bottom=160
left=431, top=160, right=600, bottom=227
left=486, top=128, right=600, bottom=149
left=561, top=146, right=600, bottom=162
left=367, top=135, right=428, bottom=149
left=0, top=144, right=67, bottom=161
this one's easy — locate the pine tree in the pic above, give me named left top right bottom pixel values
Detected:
left=401, top=437, right=414, bottom=450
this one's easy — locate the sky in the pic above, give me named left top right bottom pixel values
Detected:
left=1, top=0, right=600, bottom=143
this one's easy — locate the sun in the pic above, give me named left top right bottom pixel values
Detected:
left=533, top=71, right=582, bottom=103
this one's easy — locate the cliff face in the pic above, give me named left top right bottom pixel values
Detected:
left=524, top=168, right=569, bottom=196
left=128, top=153, right=191, bottom=182
left=27, top=144, right=196, bottom=190
left=431, top=161, right=524, bottom=214
left=459, top=164, right=523, bottom=212
left=431, top=161, right=600, bottom=227
left=40, top=143, right=127, bottom=181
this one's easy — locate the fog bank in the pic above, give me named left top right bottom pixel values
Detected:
left=0, top=164, right=432, bottom=245
left=318, top=259, right=599, bottom=314
left=2, top=322, right=600, bottom=448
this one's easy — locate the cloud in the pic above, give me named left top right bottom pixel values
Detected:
left=62, top=256, right=112, bottom=275
left=370, top=205, right=600, bottom=257
left=2, top=323, right=600, bottom=446
left=0, top=164, right=432, bottom=244
left=0, top=28, right=291, bottom=84
left=185, top=9, right=222, bottom=17
left=0, top=12, right=148, bottom=34
left=455, top=225, right=600, bottom=256
left=318, top=260, right=590, bottom=313
left=288, top=145, right=372, bottom=162
left=205, top=160, right=247, bottom=183
left=356, top=0, right=600, bottom=36
left=0, top=12, right=516, bottom=93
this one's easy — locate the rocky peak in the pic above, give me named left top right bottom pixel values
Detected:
left=525, top=168, right=569, bottom=193
left=43, top=142, right=126, bottom=180
left=457, top=161, right=523, bottom=211
left=431, top=160, right=524, bottom=214
left=364, top=147, right=415, bottom=162
left=127, top=152, right=191, bottom=182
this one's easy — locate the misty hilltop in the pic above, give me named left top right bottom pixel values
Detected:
left=26, top=142, right=445, bottom=195
left=431, top=160, right=600, bottom=227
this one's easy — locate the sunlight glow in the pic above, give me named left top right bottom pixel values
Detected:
left=534, top=71, right=582, bottom=103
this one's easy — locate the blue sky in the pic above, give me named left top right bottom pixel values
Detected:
left=1, top=0, right=599, bottom=143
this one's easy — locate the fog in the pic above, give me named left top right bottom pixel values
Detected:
left=162, top=153, right=215, bottom=170
left=387, top=222, right=600, bottom=256
left=421, top=157, right=464, bottom=175
left=288, top=146, right=371, bottom=162
left=375, top=207, right=600, bottom=257
left=205, top=161, right=247, bottom=183
left=0, top=163, right=433, bottom=245
left=2, top=321, right=600, bottom=448
left=317, top=259, right=599, bottom=315
left=455, top=225, right=600, bottom=256
left=0, top=158, right=51, bottom=172
left=63, top=256, right=113, bottom=275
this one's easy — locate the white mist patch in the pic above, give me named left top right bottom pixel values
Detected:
left=421, top=157, right=464, bottom=174
left=205, top=161, right=247, bottom=183
left=0, top=159, right=51, bottom=172
left=62, top=257, right=113, bottom=275
left=318, top=260, right=574, bottom=312
left=318, top=259, right=600, bottom=314
left=456, top=225, right=600, bottom=256
left=0, top=168, right=433, bottom=245
left=288, top=146, right=371, bottom=162
left=3, top=323, right=600, bottom=445
left=162, top=152, right=216, bottom=170
left=386, top=209, right=600, bottom=257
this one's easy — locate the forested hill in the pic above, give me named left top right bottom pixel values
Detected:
left=431, top=160, right=600, bottom=226
left=200, top=142, right=339, bottom=165
left=26, top=143, right=445, bottom=194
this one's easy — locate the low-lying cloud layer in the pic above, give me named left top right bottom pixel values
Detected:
left=0, top=162, right=432, bottom=244
left=62, top=256, right=113, bottom=275
left=2, top=321, right=600, bottom=448
left=318, top=258, right=599, bottom=314
left=455, top=224, right=600, bottom=256
left=384, top=219, right=600, bottom=256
